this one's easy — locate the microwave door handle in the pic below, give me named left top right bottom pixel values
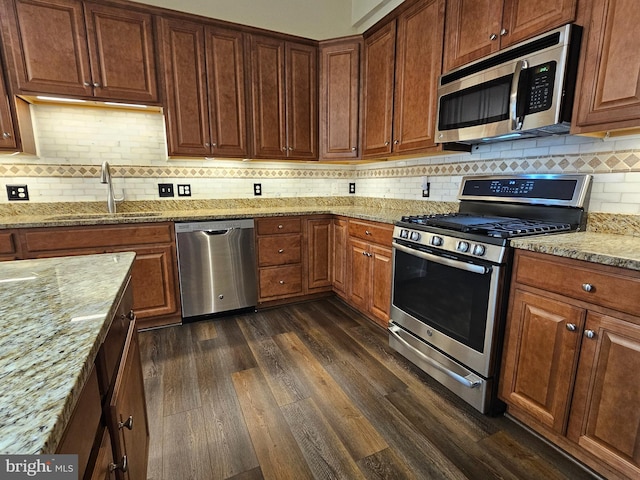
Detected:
left=510, top=60, right=528, bottom=130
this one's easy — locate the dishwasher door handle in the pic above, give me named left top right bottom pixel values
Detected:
left=203, top=228, right=234, bottom=236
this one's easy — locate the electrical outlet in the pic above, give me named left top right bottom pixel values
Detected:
left=349, top=183, right=356, bottom=194
left=6, top=185, right=29, bottom=201
left=254, top=183, right=262, bottom=196
left=422, top=182, right=430, bottom=197
left=177, top=184, right=191, bottom=197
left=158, top=183, right=174, bottom=197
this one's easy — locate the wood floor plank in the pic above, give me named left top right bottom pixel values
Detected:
left=232, top=367, right=314, bottom=480
left=143, top=375, right=164, bottom=480
left=274, top=331, right=388, bottom=460
left=138, top=328, right=163, bottom=379
left=196, top=321, right=260, bottom=479
left=162, top=408, right=213, bottom=480
left=357, top=448, right=420, bottom=480
left=281, top=398, right=366, bottom=479
left=187, top=318, right=219, bottom=342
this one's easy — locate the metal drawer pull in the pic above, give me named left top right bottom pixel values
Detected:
left=584, top=330, right=596, bottom=339
left=582, top=283, right=594, bottom=292
left=278, top=224, right=283, bottom=229
left=278, top=249, right=284, bottom=253
left=109, top=455, right=128, bottom=473
left=118, top=415, right=133, bottom=430
left=279, top=280, right=285, bottom=284
left=566, top=323, right=577, bottom=332
left=365, top=230, right=371, bottom=235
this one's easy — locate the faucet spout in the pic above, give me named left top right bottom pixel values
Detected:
left=100, top=161, right=123, bottom=214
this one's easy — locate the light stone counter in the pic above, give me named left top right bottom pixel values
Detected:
left=0, top=252, right=135, bottom=454
left=511, top=232, right=640, bottom=271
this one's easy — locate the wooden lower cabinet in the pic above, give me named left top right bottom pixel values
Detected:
left=332, top=217, right=348, bottom=296
left=500, top=250, right=640, bottom=480
left=18, top=223, right=180, bottom=329
left=0, top=230, right=21, bottom=261
left=306, top=217, right=332, bottom=292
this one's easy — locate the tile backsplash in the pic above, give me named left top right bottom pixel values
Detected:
left=1, top=104, right=640, bottom=214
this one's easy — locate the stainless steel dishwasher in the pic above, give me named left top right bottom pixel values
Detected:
left=175, top=219, right=257, bottom=319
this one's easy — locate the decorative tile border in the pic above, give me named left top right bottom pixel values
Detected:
left=1, top=150, right=639, bottom=179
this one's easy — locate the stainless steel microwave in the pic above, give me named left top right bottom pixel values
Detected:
left=435, top=24, right=582, bottom=145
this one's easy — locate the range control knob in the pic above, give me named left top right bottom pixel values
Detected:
left=410, top=231, right=421, bottom=241
left=430, top=236, right=443, bottom=247
left=400, top=229, right=409, bottom=239
left=456, top=241, right=470, bottom=253
left=472, top=244, right=486, bottom=256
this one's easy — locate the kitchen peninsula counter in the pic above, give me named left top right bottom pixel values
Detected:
left=0, top=252, right=135, bottom=455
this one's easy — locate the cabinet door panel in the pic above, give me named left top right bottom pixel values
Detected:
left=84, top=2, right=158, bottom=102
left=348, top=238, right=369, bottom=310
left=286, top=42, right=317, bottom=159
left=573, top=0, right=640, bottom=131
left=0, top=61, right=18, bottom=150
left=307, top=218, right=332, bottom=291
left=332, top=218, right=348, bottom=295
left=207, top=27, right=248, bottom=157
left=319, top=40, right=360, bottom=159
left=501, top=0, right=576, bottom=48
left=393, top=0, right=443, bottom=153
left=567, top=311, right=640, bottom=479
left=369, top=244, right=392, bottom=326
left=6, top=0, right=93, bottom=96
left=250, top=35, right=286, bottom=158
left=499, top=289, right=585, bottom=433
left=361, top=22, right=395, bottom=157
left=443, top=0, right=503, bottom=72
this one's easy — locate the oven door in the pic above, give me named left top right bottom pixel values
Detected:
left=390, top=241, right=504, bottom=378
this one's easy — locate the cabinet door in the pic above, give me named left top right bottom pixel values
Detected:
left=393, top=0, right=444, bottom=154
left=567, top=311, right=640, bottom=479
left=161, top=18, right=211, bottom=156
left=3, top=0, right=93, bottom=96
left=319, top=39, right=360, bottom=159
left=361, top=21, right=396, bottom=157
left=573, top=0, right=640, bottom=132
left=499, top=289, right=585, bottom=434
left=109, top=322, right=149, bottom=480
left=332, top=218, right=348, bottom=295
left=250, top=35, right=286, bottom=158
left=206, top=27, right=248, bottom=157
left=83, top=2, right=158, bottom=102
left=307, top=218, right=332, bottom=291
left=443, top=0, right=503, bottom=72
left=286, top=42, right=317, bottom=159
left=369, top=243, right=392, bottom=326
left=501, top=0, right=576, bottom=48
left=0, top=63, right=17, bottom=150
left=88, top=428, right=116, bottom=480
left=348, top=238, right=369, bottom=311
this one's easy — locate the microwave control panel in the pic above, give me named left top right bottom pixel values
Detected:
left=526, top=61, right=556, bottom=114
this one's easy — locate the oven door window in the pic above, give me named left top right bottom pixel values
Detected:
left=392, top=248, right=492, bottom=352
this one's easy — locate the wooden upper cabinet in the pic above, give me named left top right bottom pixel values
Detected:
left=362, top=0, right=444, bottom=158
left=443, top=0, right=576, bottom=72
left=392, top=0, right=444, bottom=154
left=0, top=64, right=18, bottom=150
left=250, top=35, right=317, bottom=160
left=361, top=21, right=396, bottom=157
left=161, top=18, right=248, bottom=157
left=1, top=0, right=158, bottom=102
left=572, top=0, right=640, bottom=133
left=319, top=38, right=361, bottom=160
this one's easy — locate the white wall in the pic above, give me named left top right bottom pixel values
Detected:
left=352, top=0, right=405, bottom=31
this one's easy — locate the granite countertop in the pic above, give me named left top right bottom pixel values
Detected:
left=0, top=252, right=136, bottom=455
left=511, top=232, right=640, bottom=271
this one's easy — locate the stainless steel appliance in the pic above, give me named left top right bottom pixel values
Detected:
left=389, top=174, right=591, bottom=413
left=435, top=24, right=581, bottom=145
left=175, top=219, right=257, bottom=320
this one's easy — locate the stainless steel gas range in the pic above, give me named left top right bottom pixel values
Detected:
left=389, top=174, right=592, bottom=414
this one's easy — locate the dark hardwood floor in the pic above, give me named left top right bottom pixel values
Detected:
left=138, top=297, right=597, bottom=480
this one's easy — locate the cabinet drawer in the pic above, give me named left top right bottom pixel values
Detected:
left=259, top=265, right=303, bottom=298
left=22, top=223, right=174, bottom=253
left=258, top=235, right=301, bottom=266
left=256, top=217, right=301, bottom=235
left=515, top=251, right=640, bottom=316
left=348, top=220, right=393, bottom=246
left=0, top=231, right=17, bottom=255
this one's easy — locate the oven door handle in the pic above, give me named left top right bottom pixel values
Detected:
left=393, top=242, right=490, bottom=275
left=389, top=325, right=483, bottom=389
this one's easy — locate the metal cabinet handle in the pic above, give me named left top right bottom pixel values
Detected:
left=205, top=142, right=210, bottom=147
left=584, top=330, right=596, bottom=339
left=93, top=82, right=101, bottom=88
left=118, top=415, right=133, bottom=430
left=393, top=140, right=399, bottom=145
left=279, top=280, right=285, bottom=284
left=351, top=147, right=356, bottom=151
left=384, top=141, right=390, bottom=146
left=582, top=283, right=594, bottom=292
left=2, top=132, right=11, bottom=139
left=84, top=81, right=91, bottom=86
left=489, top=33, right=498, bottom=40
left=566, top=323, right=577, bottom=332
left=109, top=455, right=128, bottom=473
left=211, top=142, right=217, bottom=147
left=277, top=224, right=283, bottom=229
left=282, top=147, right=287, bottom=151
left=365, top=230, right=371, bottom=235
left=278, top=249, right=284, bottom=253
left=288, top=147, right=293, bottom=151
left=500, top=28, right=508, bottom=36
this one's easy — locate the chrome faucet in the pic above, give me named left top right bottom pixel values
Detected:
left=100, top=161, right=123, bottom=214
